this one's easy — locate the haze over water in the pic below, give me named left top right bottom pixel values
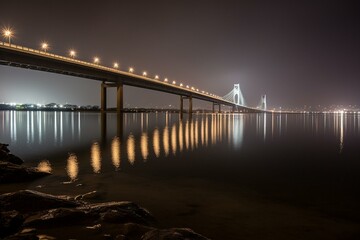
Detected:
left=1, top=111, right=360, bottom=239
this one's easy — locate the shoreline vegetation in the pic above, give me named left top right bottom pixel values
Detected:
left=0, top=143, right=209, bottom=240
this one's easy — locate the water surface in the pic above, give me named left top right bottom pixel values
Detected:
left=1, top=111, right=360, bottom=239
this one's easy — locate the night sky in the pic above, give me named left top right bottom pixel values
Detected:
left=1, top=0, right=359, bottom=109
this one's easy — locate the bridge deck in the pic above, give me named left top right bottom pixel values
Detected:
left=0, top=41, right=264, bottom=112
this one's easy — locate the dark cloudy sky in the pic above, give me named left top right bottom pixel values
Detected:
left=0, top=0, right=359, bottom=109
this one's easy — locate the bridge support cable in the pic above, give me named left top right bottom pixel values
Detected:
left=222, top=84, right=245, bottom=106
left=222, top=89, right=235, bottom=102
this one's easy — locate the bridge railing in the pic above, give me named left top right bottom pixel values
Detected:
left=0, top=41, right=235, bottom=103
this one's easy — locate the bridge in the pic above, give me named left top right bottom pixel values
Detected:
left=0, top=41, right=268, bottom=114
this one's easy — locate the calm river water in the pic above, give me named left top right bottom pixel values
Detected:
left=1, top=111, right=360, bottom=239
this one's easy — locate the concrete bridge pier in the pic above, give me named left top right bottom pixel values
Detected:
left=232, top=105, right=239, bottom=113
left=101, top=82, right=107, bottom=112
left=180, top=96, right=193, bottom=118
left=101, top=81, right=124, bottom=113
left=116, top=84, right=123, bottom=114
left=212, top=102, right=221, bottom=113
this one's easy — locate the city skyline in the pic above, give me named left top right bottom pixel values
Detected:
left=1, top=0, right=359, bottom=109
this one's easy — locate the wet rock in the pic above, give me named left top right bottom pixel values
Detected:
left=0, top=143, right=10, bottom=153
left=0, top=210, right=24, bottom=238
left=4, top=228, right=38, bottom=240
left=78, top=201, right=156, bottom=226
left=0, top=162, right=49, bottom=183
left=142, top=228, right=209, bottom=240
left=37, top=234, right=56, bottom=240
left=86, top=223, right=102, bottom=230
left=0, top=190, right=80, bottom=213
left=0, top=143, right=24, bottom=165
left=0, top=190, right=209, bottom=240
left=24, top=208, right=87, bottom=227
left=117, top=223, right=155, bottom=239
left=75, top=190, right=106, bottom=201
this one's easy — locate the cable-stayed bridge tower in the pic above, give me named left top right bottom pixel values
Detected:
left=223, top=84, right=245, bottom=106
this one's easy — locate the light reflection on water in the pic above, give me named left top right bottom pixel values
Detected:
left=141, top=132, right=149, bottom=161
left=66, top=153, right=79, bottom=182
left=127, top=134, right=135, bottom=165
left=111, top=137, right=121, bottom=169
left=1, top=111, right=360, bottom=180
left=90, top=142, right=101, bottom=173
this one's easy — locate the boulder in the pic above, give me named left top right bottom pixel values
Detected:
left=0, top=190, right=80, bottom=213
left=116, top=223, right=155, bottom=239
left=0, top=162, right=49, bottom=183
left=0, top=210, right=24, bottom=238
left=74, top=190, right=106, bottom=201
left=0, top=143, right=24, bottom=165
left=24, top=208, right=87, bottom=227
left=0, top=143, right=10, bottom=153
left=4, top=228, right=39, bottom=240
left=78, top=201, right=156, bottom=226
left=0, top=190, right=209, bottom=240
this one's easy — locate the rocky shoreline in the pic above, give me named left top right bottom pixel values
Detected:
left=0, top=143, right=209, bottom=240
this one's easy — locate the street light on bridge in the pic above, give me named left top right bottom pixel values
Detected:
left=142, top=71, right=147, bottom=76
left=69, top=50, right=76, bottom=58
left=93, top=57, right=100, bottom=64
left=129, top=67, right=134, bottom=73
left=2, top=28, right=13, bottom=44
left=113, top=62, right=119, bottom=68
left=41, top=42, right=49, bottom=52
left=164, top=78, right=168, bottom=82
left=155, top=75, right=159, bottom=80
